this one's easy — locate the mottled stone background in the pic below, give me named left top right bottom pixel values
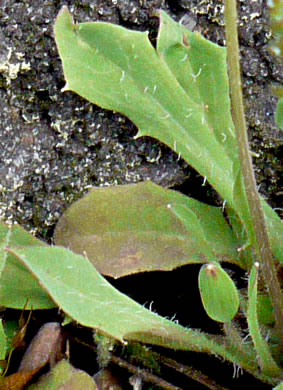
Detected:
left=0, top=0, right=282, bottom=241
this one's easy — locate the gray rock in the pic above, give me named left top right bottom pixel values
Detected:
left=0, top=0, right=281, bottom=242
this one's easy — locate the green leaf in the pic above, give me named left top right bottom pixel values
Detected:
left=275, top=97, right=283, bottom=130
left=232, top=168, right=255, bottom=253
left=198, top=262, right=240, bottom=323
left=6, top=245, right=276, bottom=382
left=269, top=0, right=283, bottom=63
left=157, top=11, right=238, bottom=163
left=27, top=359, right=98, bottom=390
left=1, top=320, right=18, bottom=353
left=4, top=246, right=246, bottom=359
left=257, top=294, right=275, bottom=325
left=247, top=263, right=281, bottom=376
left=169, top=203, right=235, bottom=263
left=0, top=222, right=11, bottom=277
left=54, top=7, right=237, bottom=213
left=261, top=201, right=283, bottom=265
left=227, top=196, right=283, bottom=269
left=54, top=7, right=282, bottom=261
left=6, top=245, right=206, bottom=344
left=0, top=222, right=55, bottom=309
left=0, top=319, right=6, bottom=360
left=54, top=181, right=240, bottom=278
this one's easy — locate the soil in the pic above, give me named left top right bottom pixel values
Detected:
left=0, top=0, right=282, bottom=389
left=0, top=0, right=282, bottom=239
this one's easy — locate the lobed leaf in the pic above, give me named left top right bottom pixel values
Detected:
left=54, top=7, right=282, bottom=263
left=54, top=7, right=237, bottom=208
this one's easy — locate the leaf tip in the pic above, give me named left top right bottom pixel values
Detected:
left=61, top=83, right=70, bottom=92
left=133, top=131, right=143, bottom=140
left=54, top=5, right=74, bottom=34
left=57, top=5, right=71, bottom=19
left=204, top=263, right=219, bottom=278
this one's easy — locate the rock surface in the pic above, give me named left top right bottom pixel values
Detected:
left=0, top=0, right=282, bottom=241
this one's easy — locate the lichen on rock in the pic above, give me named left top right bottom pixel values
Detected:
left=0, top=0, right=282, bottom=242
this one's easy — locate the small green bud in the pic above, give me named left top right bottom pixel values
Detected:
left=198, top=262, right=240, bottom=323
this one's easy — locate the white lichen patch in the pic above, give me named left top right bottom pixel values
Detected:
left=0, top=47, right=31, bottom=85
left=51, top=119, right=70, bottom=140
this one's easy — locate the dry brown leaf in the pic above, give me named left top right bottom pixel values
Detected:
left=0, top=368, right=38, bottom=390
left=18, top=322, right=65, bottom=372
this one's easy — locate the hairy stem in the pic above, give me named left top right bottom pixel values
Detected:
left=224, top=0, right=283, bottom=343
